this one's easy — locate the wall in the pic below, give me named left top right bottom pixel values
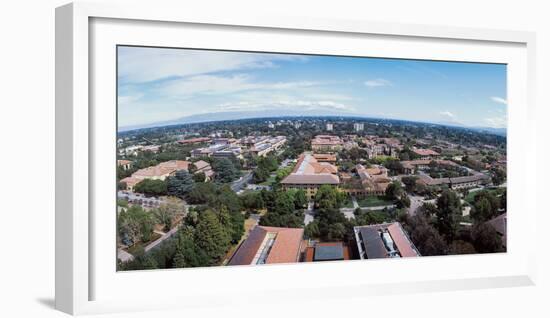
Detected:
left=0, top=0, right=547, bottom=317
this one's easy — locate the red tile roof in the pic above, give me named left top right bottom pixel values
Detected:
left=228, top=226, right=304, bottom=266
left=387, top=223, right=419, bottom=258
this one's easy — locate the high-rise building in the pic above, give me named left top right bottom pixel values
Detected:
left=354, top=123, right=364, bottom=132
left=326, top=123, right=333, bottom=131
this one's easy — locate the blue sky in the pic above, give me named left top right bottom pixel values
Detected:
left=118, top=46, right=507, bottom=129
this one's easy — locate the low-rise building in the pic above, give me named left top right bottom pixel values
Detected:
left=228, top=226, right=304, bottom=266
left=401, top=159, right=459, bottom=174
left=312, top=153, right=337, bottom=164
left=177, top=137, right=211, bottom=145
left=411, top=148, right=440, bottom=160
left=417, top=172, right=490, bottom=189
left=117, top=159, right=132, bottom=171
left=311, top=135, right=343, bottom=153
left=141, top=145, right=161, bottom=153
left=249, top=136, right=287, bottom=157
left=351, top=164, right=391, bottom=196
left=303, top=242, right=352, bottom=262
left=120, top=160, right=190, bottom=191
left=354, top=223, right=420, bottom=259
left=192, top=160, right=214, bottom=181
left=281, top=153, right=340, bottom=199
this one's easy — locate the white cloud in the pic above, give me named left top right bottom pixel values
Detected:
left=118, top=47, right=307, bottom=83
left=118, top=94, right=143, bottom=107
left=439, top=111, right=455, bottom=118
left=217, top=99, right=354, bottom=112
left=364, top=79, right=392, bottom=87
left=157, top=74, right=320, bottom=98
left=306, top=93, right=355, bottom=101
left=490, top=96, right=508, bottom=105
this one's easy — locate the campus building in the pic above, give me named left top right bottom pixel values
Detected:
left=411, top=148, right=440, bottom=160
left=228, top=226, right=304, bottom=266
left=354, top=223, right=420, bottom=259
left=353, top=123, right=364, bottom=132
left=177, top=137, right=211, bottom=145
left=303, top=242, right=352, bottom=262
left=311, top=135, right=343, bottom=153
left=344, top=164, right=391, bottom=197
left=117, top=159, right=132, bottom=171
left=280, top=153, right=340, bottom=199
left=121, top=160, right=190, bottom=191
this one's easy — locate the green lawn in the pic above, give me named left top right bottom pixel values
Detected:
left=357, top=196, right=395, bottom=207
left=342, top=197, right=354, bottom=208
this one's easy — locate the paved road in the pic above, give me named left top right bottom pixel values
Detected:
left=231, top=171, right=253, bottom=192
left=304, top=201, right=315, bottom=225
left=144, top=225, right=180, bottom=253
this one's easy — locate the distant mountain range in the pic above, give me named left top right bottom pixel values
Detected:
left=118, top=110, right=506, bottom=136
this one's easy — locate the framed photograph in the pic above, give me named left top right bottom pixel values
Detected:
left=56, top=2, right=537, bottom=315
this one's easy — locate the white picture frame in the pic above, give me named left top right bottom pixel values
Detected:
left=55, top=1, right=537, bottom=315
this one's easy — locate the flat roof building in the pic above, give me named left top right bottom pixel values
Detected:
left=354, top=223, right=420, bottom=259
left=303, top=242, right=352, bottom=262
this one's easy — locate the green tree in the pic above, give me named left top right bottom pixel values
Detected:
left=293, top=189, right=308, bottom=209
left=402, top=213, right=448, bottom=256
left=260, top=190, right=304, bottom=228
left=315, top=185, right=345, bottom=209
left=153, top=197, right=185, bottom=231
left=471, top=223, right=504, bottom=253
left=385, top=181, right=404, bottom=200
left=186, top=182, right=217, bottom=204
left=166, top=170, right=195, bottom=198
left=435, top=189, right=462, bottom=242
left=134, top=179, right=168, bottom=196
left=213, top=158, right=240, bottom=183
left=193, top=171, right=206, bottom=183
left=471, top=190, right=500, bottom=223
left=173, top=229, right=209, bottom=268
left=118, top=205, right=155, bottom=246
left=194, top=210, right=232, bottom=264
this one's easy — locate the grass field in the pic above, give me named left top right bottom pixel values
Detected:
left=357, top=196, right=395, bottom=207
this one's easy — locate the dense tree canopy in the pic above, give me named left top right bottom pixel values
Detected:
left=167, top=170, right=195, bottom=199
left=118, top=205, right=155, bottom=246
left=212, top=158, right=241, bottom=183
left=435, top=189, right=462, bottom=242
left=134, top=179, right=167, bottom=196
